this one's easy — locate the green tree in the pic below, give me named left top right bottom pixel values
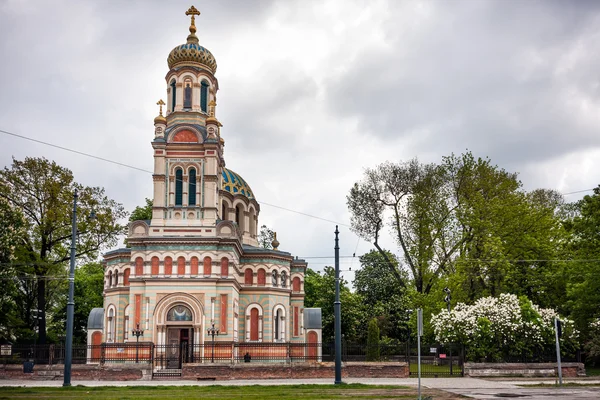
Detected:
left=50, top=262, right=104, bottom=344
left=353, top=250, right=410, bottom=341
left=304, top=267, right=364, bottom=342
left=0, top=157, right=126, bottom=343
left=564, top=185, right=600, bottom=335
left=129, top=198, right=153, bottom=221
left=366, top=318, right=380, bottom=361
left=0, top=198, right=26, bottom=342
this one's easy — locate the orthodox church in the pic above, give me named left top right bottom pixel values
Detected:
left=87, top=6, right=321, bottom=362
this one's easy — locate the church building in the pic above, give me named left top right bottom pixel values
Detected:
left=87, top=6, right=321, bottom=363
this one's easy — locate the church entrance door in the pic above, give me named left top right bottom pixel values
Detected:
left=166, top=327, right=192, bottom=368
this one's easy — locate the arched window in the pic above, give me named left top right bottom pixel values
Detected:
left=235, top=204, right=244, bottom=231
left=244, top=268, right=253, bottom=285
left=151, top=256, right=159, bottom=275
left=200, top=80, right=209, bottom=113
left=178, top=256, right=186, bottom=275
left=274, top=308, right=285, bottom=342
left=188, top=168, right=197, bottom=206
left=175, top=168, right=183, bottom=206
left=257, top=268, right=266, bottom=286
left=271, top=270, right=278, bottom=287
left=191, top=256, right=199, bottom=275
left=123, top=305, right=130, bottom=341
left=164, top=256, right=173, bottom=275
left=123, top=269, right=130, bottom=286
left=281, top=271, right=287, bottom=288
left=249, top=208, right=256, bottom=237
left=183, top=79, right=192, bottom=109
left=170, top=79, right=176, bottom=112
left=221, top=202, right=227, bottom=220
left=108, top=271, right=113, bottom=287
left=220, top=258, right=229, bottom=278
left=107, top=307, right=115, bottom=342
left=114, top=270, right=119, bottom=286
left=135, top=257, right=143, bottom=276
left=203, top=256, right=212, bottom=276
left=292, top=277, right=301, bottom=292
left=250, top=308, right=259, bottom=341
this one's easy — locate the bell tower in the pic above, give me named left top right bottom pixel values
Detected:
left=149, top=6, right=225, bottom=235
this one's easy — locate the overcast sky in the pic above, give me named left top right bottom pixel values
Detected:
left=1, top=0, right=600, bottom=280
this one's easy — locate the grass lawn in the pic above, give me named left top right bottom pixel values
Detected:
left=409, top=363, right=461, bottom=376
left=0, top=384, right=467, bottom=400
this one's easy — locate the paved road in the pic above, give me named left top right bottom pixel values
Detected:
left=2, top=377, right=599, bottom=399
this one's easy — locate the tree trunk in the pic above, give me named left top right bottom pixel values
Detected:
left=37, top=276, right=46, bottom=344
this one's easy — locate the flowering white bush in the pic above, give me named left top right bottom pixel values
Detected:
left=431, top=293, right=579, bottom=361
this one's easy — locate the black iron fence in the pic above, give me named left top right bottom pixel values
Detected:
left=0, top=343, right=154, bottom=365
left=1, top=341, right=576, bottom=372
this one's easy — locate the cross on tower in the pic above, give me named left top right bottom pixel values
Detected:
left=156, top=99, right=165, bottom=116
left=186, top=6, right=200, bottom=32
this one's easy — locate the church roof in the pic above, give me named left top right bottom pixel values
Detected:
left=87, top=308, right=104, bottom=329
left=222, top=168, right=255, bottom=201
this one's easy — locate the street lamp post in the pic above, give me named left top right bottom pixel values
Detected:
left=63, top=190, right=78, bottom=387
left=207, top=322, right=219, bottom=363
left=131, top=323, right=144, bottom=363
left=443, top=287, right=452, bottom=375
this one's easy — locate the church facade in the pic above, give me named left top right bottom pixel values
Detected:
left=87, top=6, right=321, bottom=361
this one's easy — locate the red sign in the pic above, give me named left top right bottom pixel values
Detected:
left=439, top=354, right=447, bottom=359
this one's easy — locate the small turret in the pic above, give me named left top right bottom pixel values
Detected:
left=154, top=99, right=167, bottom=139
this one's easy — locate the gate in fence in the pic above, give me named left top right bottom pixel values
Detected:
left=408, top=343, right=464, bottom=377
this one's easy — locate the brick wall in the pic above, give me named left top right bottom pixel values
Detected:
left=0, top=362, right=408, bottom=381
left=0, top=364, right=151, bottom=381
left=182, top=362, right=409, bottom=380
left=464, top=362, right=585, bottom=377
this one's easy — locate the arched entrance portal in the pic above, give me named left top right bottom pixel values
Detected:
left=154, top=293, right=205, bottom=369
left=165, top=305, right=193, bottom=367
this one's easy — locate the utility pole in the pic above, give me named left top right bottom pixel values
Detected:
left=334, top=225, right=342, bottom=384
left=555, top=317, right=563, bottom=385
left=63, top=190, right=78, bottom=387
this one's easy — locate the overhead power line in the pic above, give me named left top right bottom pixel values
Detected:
left=0, top=128, right=350, bottom=227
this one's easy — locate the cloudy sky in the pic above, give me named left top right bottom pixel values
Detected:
left=1, top=0, right=600, bottom=279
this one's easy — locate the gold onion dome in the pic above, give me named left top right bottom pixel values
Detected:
left=167, top=6, right=217, bottom=73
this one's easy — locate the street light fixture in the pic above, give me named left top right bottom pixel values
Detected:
left=207, top=321, right=219, bottom=363
left=443, top=287, right=451, bottom=313
left=131, top=323, right=144, bottom=363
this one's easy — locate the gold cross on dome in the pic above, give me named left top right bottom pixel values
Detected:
left=186, top=6, right=200, bottom=31
left=157, top=99, right=165, bottom=115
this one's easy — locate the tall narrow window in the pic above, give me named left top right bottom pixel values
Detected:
left=200, top=80, right=209, bottom=113
left=151, top=256, right=159, bottom=275
left=191, top=256, right=199, bottom=275
left=183, top=80, right=192, bottom=109
left=170, top=79, right=177, bottom=112
left=221, top=202, right=227, bottom=220
left=274, top=309, right=281, bottom=341
left=135, top=257, right=144, bottom=276
left=164, top=257, right=173, bottom=275
left=188, top=168, right=197, bottom=206
left=175, top=168, right=183, bottom=206
left=220, top=257, right=229, bottom=278
left=203, top=256, right=212, bottom=276
left=244, top=268, right=253, bottom=285
left=250, top=308, right=259, bottom=341
left=177, top=256, right=186, bottom=275
left=123, top=269, right=130, bottom=286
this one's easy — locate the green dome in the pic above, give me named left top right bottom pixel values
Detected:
left=222, top=168, right=255, bottom=200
